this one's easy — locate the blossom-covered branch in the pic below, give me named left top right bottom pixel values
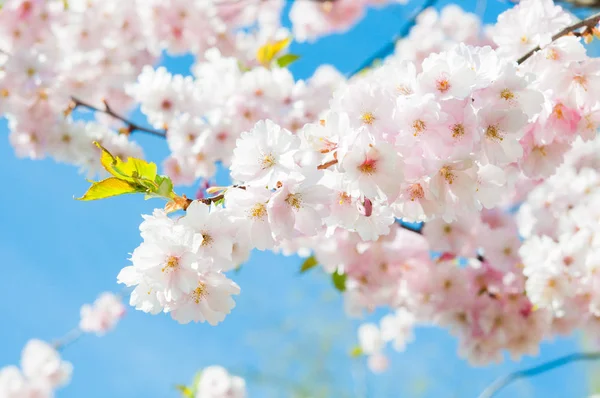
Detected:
left=478, top=352, right=600, bottom=398
left=71, top=97, right=167, bottom=138
left=0, top=292, right=125, bottom=397
left=517, top=10, right=600, bottom=63
left=348, top=0, right=439, bottom=76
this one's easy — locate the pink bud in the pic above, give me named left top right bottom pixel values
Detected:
left=357, top=197, right=373, bottom=217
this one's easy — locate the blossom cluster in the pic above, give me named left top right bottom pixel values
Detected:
left=519, top=136, right=600, bottom=330
left=0, top=0, right=293, bottom=176
left=127, top=52, right=344, bottom=185
left=119, top=0, right=600, bottom=340
left=79, top=292, right=126, bottom=335
left=391, top=5, right=492, bottom=67
left=0, top=0, right=154, bottom=173
left=318, top=214, right=545, bottom=368
left=0, top=340, right=72, bottom=398
left=118, top=206, right=243, bottom=325
left=195, top=366, right=246, bottom=398
left=6, top=0, right=600, bottom=385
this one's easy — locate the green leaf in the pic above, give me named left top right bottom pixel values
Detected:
left=276, top=53, right=300, bottom=68
left=331, top=270, right=347, bottom=292
left=175, top=385, right=194, bottom=398
left=349, top=346, right=363, bottom=358
left=154, top=175, right=175, bottom=199
left=300, top=255, right=318, bottom=273
left=76, top=177, right=140, bottom=201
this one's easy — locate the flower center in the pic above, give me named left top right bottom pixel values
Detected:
left=439, top=166, right=455, bottom=184
left=408, top=183, right=424, bottom=201
left=500, top=89, right=515, bottom=101
left=574, top=75, right=588, bottom=90
left=285, top=193, right=302, bottom=210
left=485, top=125, right=503, bottom=141
left=192, top=282, right=207, bottom=304
left=412, top=119, right=426, bottom=136
left=162, top=255, right=179, bottom=273
left=361, top=112, right=376, bottom=125
left=160, top=99, right=172, bottom=110
left=260, top=153, right=276, bottom=169
left=436, top=79, right=451, bottom=93
left=358, top=158, right=377, bottom=175
left=546, top=48, right=559, bottom=60
left=553, top=103, right=564, bottom=119
left=201, top=232, right=213, bottom=247
left=338, top=192, right=351, bottom=205
left=249, top=203, right=267, bottom=219
left=532, top=146, right=547, bottom=156
left=397, top=85, right=413, bottom=95
left=451, top=123, right=465, bottom=139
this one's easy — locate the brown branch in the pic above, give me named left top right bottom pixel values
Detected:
left=517, top=11, right=600, bottom=64
left=317, top=158, right=339, bottom=170
left=199, top=193, right=224, bottom=206
left=71, top=96, right=167, bottom=138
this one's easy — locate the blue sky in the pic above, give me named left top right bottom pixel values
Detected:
left=0, top=0, right=596, bottom=397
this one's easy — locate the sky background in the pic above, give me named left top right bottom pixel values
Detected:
left=0, top=0, right=598, bottom=397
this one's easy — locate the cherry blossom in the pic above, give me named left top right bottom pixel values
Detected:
left=79, top=292, right=126, bottom=335
left=195, top=366, right=246, bottom=398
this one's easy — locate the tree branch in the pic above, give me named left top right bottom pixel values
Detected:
left=517, top=11, right=600, bottom=64
left=478, top=352, right=600, bottom=398
left=71, top=96, right=167, bottom=138
left=347, top=0, right=439, bottom=77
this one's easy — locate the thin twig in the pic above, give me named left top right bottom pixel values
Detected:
left=517, top=11, right=600, bottom=64
left=317, top=158, right=339, bottom=170
left=347, top=0, right=439, bottom=77
left=478, top=352, right=600, bottom=398
left=52, top=288, right=130, bottom=352
left=71, top=96, right=167, bottom=138
left=52, top=327, right=84, bottom=351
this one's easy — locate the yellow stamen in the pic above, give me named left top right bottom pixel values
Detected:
left=451, top=123, right=465, bottom=139
left=161, top=256, right=179, bottom=273
left=249, top=203, right=267, bottom=219
left=485, top=125, right=503, bottom=141
left=361, top=112, right=376, bottom=125
left=412, top=119, right=426, bottom=136
left=500, top=89, right=515, bottom=101
left=285, top=193, right=302, bottom=210
left=260, top=153, right=276, bottom=169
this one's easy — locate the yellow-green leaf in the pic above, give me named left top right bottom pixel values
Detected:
left=349, top=346, right=363, bottom=358
left=190, top=370, right=203, bottom=395
left=76, top=177, right=140, bottom=201
left=175, top=385, right=194, bottom=398
left=300, top=255, right=318, bottom=273
left=256, top=37, right=291, bottom=66
left=79, top=143, right=176, bottom=202
left=276, top=53, right=300, bottom=68
left=155, top=175, right=175, bottom=199
left=96, top=142, right=157, bottom=185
